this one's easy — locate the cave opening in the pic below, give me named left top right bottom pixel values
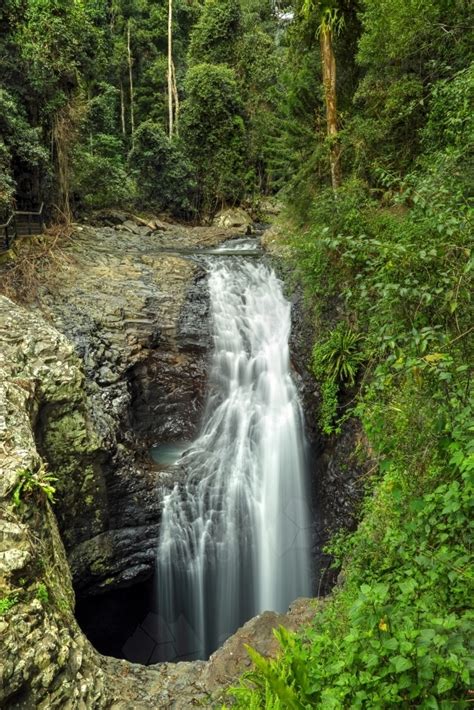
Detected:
left=75, top=576, right=204, bottom=665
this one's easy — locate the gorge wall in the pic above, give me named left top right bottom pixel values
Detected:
left=24, top=223, right=217, bottom=597
left=0, top=217, right=368, bottom=706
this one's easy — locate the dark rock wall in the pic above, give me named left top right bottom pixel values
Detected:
left=280, top=264, right=371, bottom=596
left=130, top=268, right=211, bottom=444
left=26, top=227, right=214, bottom=597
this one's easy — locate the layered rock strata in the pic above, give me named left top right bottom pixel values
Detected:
left=17, top=224, right=219, bottom=595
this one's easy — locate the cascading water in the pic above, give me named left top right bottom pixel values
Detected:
left=156, top=243, right=312, bottom=661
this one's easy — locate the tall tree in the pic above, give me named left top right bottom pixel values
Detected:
left=168, top=0, right=174, bottom=137
left=167, top=0, right=179, bottom=136
left=302, top=0, right=343, bottom=191
left=127, top=20, right=135, bottom=143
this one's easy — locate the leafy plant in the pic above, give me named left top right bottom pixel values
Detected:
left=311, top=323, right=364, bottom=433
left=181, top=63, right=247, bottom=215
left=12, top=466, right=57, bottom=507
left=0, top=595, right=19, bottom=615
left=128, top=121, right=196, bottom=217
left=313, top=323, right=363, bottom=386
left=36, top=583, right=49, bottom=604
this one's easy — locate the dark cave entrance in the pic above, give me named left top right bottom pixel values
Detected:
left=75, top=575, right=204, bottom=665
left=75, top=579, right=156, bottom=664
left=75, top=578, right=203, bottom=665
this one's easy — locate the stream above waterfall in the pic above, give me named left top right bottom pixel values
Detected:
left=154, top=237, right=313, bottom=661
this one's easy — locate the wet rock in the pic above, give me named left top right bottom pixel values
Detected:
left=0, top=293, right=319, bottom=708
left=23, top=226, right=215, bottom=594
left=91, top=209, right=129, bottom=225
left=1, top=220, right=339, bottom=707
left=258, top=198, right=283, bottom=216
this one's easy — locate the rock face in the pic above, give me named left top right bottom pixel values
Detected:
left=0, top=216, right=370, bottom=706
left=18, top=224, right=224, bottom=597
left=0, top=293, right=318, bottom=706
left=0, top=295, right=107, bottom=707
left=1, top=223, right=321, bottom=708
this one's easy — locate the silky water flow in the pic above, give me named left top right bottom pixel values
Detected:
left=156, top=248, right=312, bottom=661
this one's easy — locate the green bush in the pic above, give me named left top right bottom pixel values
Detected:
left=188, top=0, right=242, bottom=67
left=0, top=141, right=15, bottom=218
left=0, top=87, right=49, bottom=214
left=312, top=323, right=364, bottom=434
left=229, top=408, right=473, bottom=707
left=181, top=63, right=247, bottom=214
left=12, top=466, right=57, bottom=507
left=36, top=583, right=49, bottom=604
left=128, top=120, right=195, bottom=217
left=72, top=133, right=134, bottom=210
left=313, top=323, right=363, bottom=386
left=0, top=594, right=19, bottom=616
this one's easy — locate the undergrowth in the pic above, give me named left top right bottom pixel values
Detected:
left=0, top=225, right=73, bottom=303
left=226, top=145, right=473, bottom=707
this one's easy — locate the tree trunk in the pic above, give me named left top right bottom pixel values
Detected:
left=320, top=26, right=341, bottom=191
left=171, top=59, right=179, bottom=136
left=127, top=21, right=135, bottom=144
left=120, top=80, right=126, bottom=136
left=53, top=98, right=83, bottom=223
left=167, top=0, right=174, bottom=138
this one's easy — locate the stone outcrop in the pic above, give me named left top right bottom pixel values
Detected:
left=17, top=223, right=222, bottom=597
left=0, top=295, right=107, bottom=708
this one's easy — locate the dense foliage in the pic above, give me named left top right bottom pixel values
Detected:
left=0, top=0, right=281, bottom=219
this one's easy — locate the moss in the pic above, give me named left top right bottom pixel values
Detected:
left=41, top=407, right=96, bottom=458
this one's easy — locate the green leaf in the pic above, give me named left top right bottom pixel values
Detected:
left=391, top=656, right=413, bottom=673
left=436, top=677, right=454, bottom=694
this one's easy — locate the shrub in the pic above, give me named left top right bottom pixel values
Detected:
left=128, top=121, right=195, bottom=217
left=181, top=63, right=247, bottom=215
left=12, top=466, right=57, bottom=507
left=312, top=323, right=364, bottom=434
left=188, top=0, right=242, bottom=67
left=72, top=133, right=134, bottom=210
left=0, top=595, right=19, bottom=615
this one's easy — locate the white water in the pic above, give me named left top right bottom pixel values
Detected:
left=156, top=251, right=312, bottom=660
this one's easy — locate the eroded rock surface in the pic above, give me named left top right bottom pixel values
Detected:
left=20, top=224, right=221, bottom=596
left=0, top=296, right=316, bottom=707
left=0, top=230, right=319, bottom=708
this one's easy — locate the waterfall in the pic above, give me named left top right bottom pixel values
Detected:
left=156, top=248, right=312, bottom=661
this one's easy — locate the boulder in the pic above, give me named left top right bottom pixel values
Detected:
left=212, top=207, right=253, bottom=233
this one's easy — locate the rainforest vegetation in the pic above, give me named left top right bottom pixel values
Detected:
left=1, top=0, right=473, bottom=707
